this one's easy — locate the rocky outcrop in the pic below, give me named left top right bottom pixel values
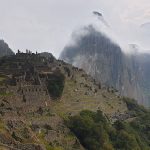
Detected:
left=0, top=40, right=14, bottom=57
left=60, top=25, right=148, bottom=106
left=131, top=53, right=150, bottom=106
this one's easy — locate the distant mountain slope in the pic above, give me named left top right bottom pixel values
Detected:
left=132, top=53, right=150, bottom=106
left=39, top=52, right=55, bottom=60
left=60, top=25, right=149, bottom=106
left=0, top=40, right=14, bottom=57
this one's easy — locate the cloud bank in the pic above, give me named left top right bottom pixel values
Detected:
left=0, top=0, right=150, bottom=57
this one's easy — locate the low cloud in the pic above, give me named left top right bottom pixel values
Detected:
left=0, top=0, right=150, bottom=57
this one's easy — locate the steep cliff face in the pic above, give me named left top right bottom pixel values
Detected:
left=60, top=25, right=145, bottom=105
left=132, top=53, right=150, bottom=106
left=0, top=40, right=14, bottom=57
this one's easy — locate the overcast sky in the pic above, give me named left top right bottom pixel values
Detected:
left=0, top=0, right=150, bottom=57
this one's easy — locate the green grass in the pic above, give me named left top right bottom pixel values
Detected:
left=64, top=133, right=75, bottom=142
left=37, top=130, right=64, bottom=150
left=0, top=92, right=13, bottom=96
left=45, top=145, right=64, bottom=150
left=0, top=74, right=6, bottom=82
left=0, top=77, right=5, bottom=82
left=0, top=119, right=5, bottom=132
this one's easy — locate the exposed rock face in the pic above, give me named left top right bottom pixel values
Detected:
left=39, top=52, right=55, bottom=60
left=0, top=40, right=14, bottom=57
left=132, top=53, right=150, bottom=106
left=60, top=25, right=149, bottom=106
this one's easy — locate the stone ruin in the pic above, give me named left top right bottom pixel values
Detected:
left=0, top=51, right=54, bottom=108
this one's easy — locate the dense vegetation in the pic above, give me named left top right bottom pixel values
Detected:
left=122, top=97, right=148, bottom=116
left=0, top=74, right=6, bottom=85
left=47, top=72, right=65, bottom=99
left=67, top=99, right=150, bottom=150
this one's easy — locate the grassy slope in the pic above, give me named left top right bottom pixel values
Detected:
left=51, top=70, right=127, bottom=118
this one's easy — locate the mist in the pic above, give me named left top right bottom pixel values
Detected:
left=0, top=0, right=150, bottom=58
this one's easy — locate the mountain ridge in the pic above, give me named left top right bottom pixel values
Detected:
left=0, top=51, right=131, bottom=149
left=60, top=25, right=150, bottom=106
left=0, top=40, right=14, bottom=57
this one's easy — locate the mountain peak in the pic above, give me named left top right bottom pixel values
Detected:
left=0, top=39, right=14, bottom=57
left=60, top=26, right=150, bottom=106
left=92, top=11, right=109, bottom=27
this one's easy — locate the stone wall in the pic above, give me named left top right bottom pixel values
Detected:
left=0, top=87, right=6, bottom=93
left=20, top=85, right=50, bottom=104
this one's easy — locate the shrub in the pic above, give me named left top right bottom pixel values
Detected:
left=47, top=72, right=65, bottom=99
left=67, top=109, right=150, bottom=150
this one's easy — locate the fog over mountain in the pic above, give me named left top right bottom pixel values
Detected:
left=141, top=22, right=150, bottom=29
left=0, top=0, right=150, bottom=57
left=60, top=24, right=150, bottom=106
left=0, top=1, right=150, bottom=149
left=140, top=22, right=150, bottom=35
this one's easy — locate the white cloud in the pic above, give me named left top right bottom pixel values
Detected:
left=0, top=0, right=150, bottom=57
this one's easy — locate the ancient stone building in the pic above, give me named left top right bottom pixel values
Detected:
left=0, top=52, right=53, bottom=108
left=20, top=85, right=50, bottom=105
